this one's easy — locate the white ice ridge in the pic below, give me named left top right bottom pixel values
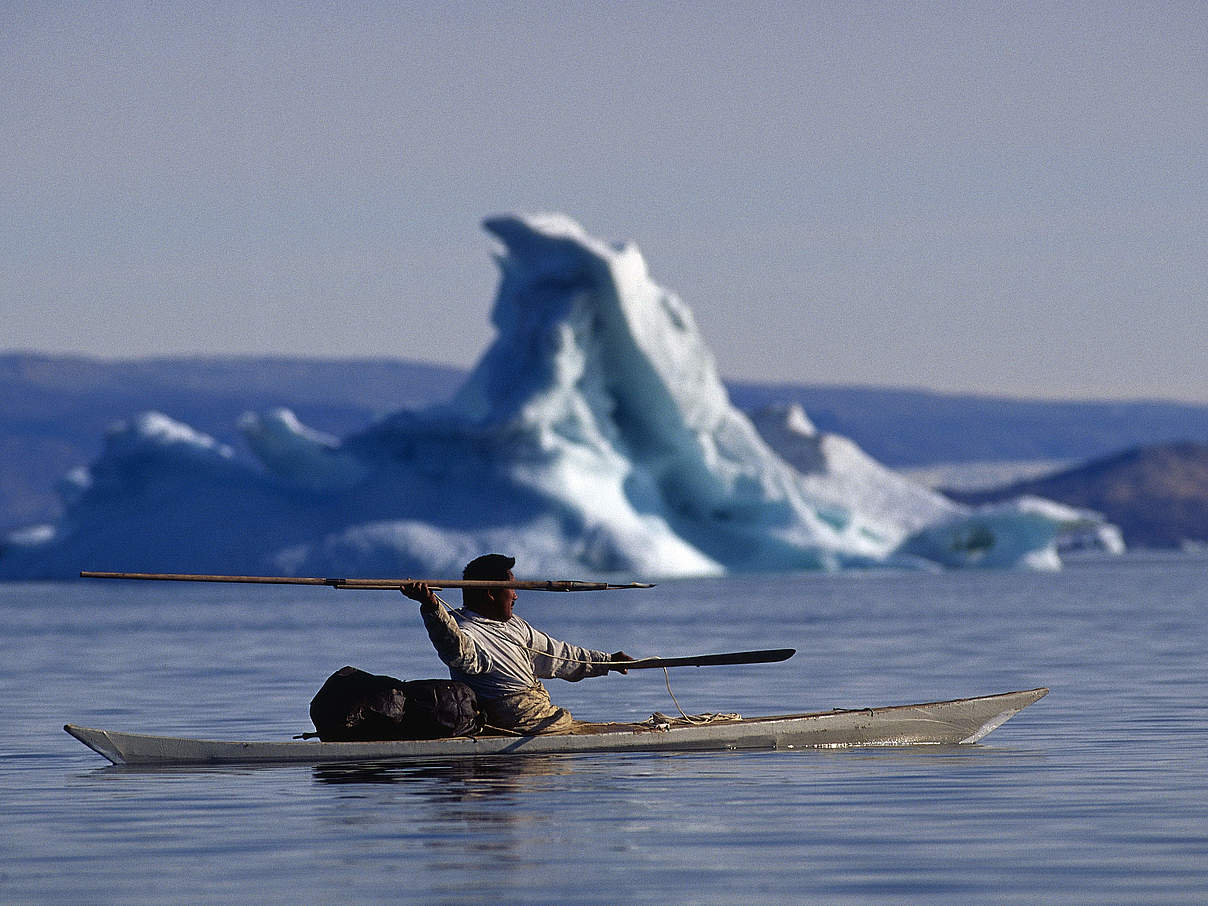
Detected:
left=0, top=214, right=1119, bottom=579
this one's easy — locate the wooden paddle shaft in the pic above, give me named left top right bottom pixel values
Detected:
left=79, top=571, right=654, bottom=591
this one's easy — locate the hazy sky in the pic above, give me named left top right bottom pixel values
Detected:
left=3, top=2, right=1205, bottom=401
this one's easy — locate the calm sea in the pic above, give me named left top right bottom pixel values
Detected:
left=3, top=553, right=1207, bottom=904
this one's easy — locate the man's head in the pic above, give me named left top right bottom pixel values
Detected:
left=462, top=553, right=517, bottom=621
left=462, top=554, right=516, bottom=582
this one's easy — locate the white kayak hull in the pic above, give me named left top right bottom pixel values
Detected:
left=65, top=688, right=1047, bottom=766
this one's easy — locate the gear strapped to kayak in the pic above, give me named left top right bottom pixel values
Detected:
left=305, top=666, right=483, bottom=741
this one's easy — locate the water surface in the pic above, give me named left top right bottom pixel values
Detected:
left=3, top=553, right=1206, bottom=903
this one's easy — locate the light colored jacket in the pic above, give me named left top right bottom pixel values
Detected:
left=420, top=604, right=612, bottom=701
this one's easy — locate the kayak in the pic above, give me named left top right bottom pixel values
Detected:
left=66, top=688, right=1048, bottom=765
left=65, top=687, right=1047, bottom=766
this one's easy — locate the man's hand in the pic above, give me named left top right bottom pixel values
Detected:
left=609, top=650, right=635, bottom=674
left=401, top=581, right=439, bottom=610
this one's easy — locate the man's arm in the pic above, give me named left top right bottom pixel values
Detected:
left=525, top=625, right=632, bottom=681
left=401, top=582, right=489, bottom=675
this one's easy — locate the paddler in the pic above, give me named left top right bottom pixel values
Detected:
left=401, top=554, right=634, bottom=734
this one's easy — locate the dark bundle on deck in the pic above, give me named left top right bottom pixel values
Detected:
left=309, top=666, right=483, bottom=741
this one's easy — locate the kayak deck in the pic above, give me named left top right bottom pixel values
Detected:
left=65, top=688, right=1047, bottom=766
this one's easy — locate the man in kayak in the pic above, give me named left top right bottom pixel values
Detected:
left=401, top=554, right=633, bottom=734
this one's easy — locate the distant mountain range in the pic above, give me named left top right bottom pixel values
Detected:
left=726, top=383, right=1208, bottom=466
left=5, top=352, right=1208, bottom=545
left=1, top=353, right=462, bottom=532
left=945, top=442, right=1208, bottom=549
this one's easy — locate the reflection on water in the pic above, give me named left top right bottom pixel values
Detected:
left=311, top=754, right=573, bottom=792
left=309, top=754, right=607, bottom=867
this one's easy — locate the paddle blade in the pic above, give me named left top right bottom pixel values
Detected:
left=622, top=648, right=796, bottom=670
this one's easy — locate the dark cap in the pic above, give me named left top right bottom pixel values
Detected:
left=462, top=553, right=516, bottom=581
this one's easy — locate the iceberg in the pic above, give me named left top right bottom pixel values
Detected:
left=897, top=496, right=1126, bottom=570
left=748, top=403, right=956, bottom=532
left=0, top=214, right=1116, bottom=579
